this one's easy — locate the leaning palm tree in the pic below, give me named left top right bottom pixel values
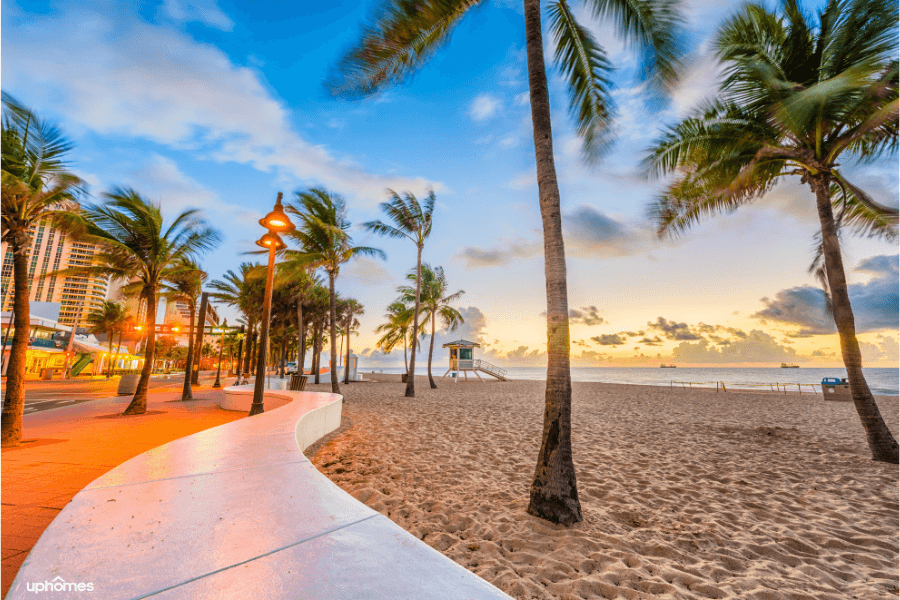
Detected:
left=286, top=187, right=385, bottom=394
left=375, top=300, right=415, bottom=373
left=60, top=188, right=221, bottom=415
left=363, top=190, right=435, bottom=398
left=646, top=0, right=898, bottom=463
left=160, top=258, right=206, bottom=401
left=86, top=301, right=128, bottom=378
left=401, top=264, right=464, bottom=388
left=1, top=93, right=84, bottom=446
left=329, top=0, right=683, bottom=524
left=340, top=298, right=365, bottom=384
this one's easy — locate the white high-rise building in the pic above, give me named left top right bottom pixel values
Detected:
left=1, top=218, right=112, bottom=327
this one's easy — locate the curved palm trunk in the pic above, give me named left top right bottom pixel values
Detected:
left=328, top=272, right=340, bottom=394
left=107, top=334, right=115, bottom=378
left=405, top=246, right=423, bottom=398
left=428, top=309, right=437, bottom=388
left=313, top=319, right=322, bottom=384
left=344, top=315, right=353, bottom=385
left=296, top=299, right=306, bottom=374
left=402, top=330, right=408, bottom=375
left=523, top=0, right=582, bottom=525
left=1, top=240, right=32, bottom=446
left=116, top=330, right=124, bottom=375
left=181, top=302, right=196, bottom=401
left=244, top=323, right=256, bottom=376
left=813, top=176, right=898, bottom=463
left=124, top=289, right=156, bottom=415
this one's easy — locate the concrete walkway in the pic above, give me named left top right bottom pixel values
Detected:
left=1, top=389, right=247, bottom=599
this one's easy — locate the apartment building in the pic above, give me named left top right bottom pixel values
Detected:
left=0, top=218, right=112, bottom=328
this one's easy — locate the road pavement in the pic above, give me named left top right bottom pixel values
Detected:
left=1, top=372, right=233, bottom=414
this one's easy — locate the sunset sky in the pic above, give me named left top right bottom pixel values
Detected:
left=4, top=0, right=898, bottom=367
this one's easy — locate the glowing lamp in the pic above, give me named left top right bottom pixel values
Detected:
left=255, top=232, right=285, bottom=250
left=259, top=192, right=295, bottom=234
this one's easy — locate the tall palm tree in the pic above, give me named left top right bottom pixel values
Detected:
left=160, top=258, right=206, bottom=401
left=646, top=0, right=898, bottom=463
left=285, top=187, right=385, bottom=394
left=209, top=263, right=264, bottom=378
left=401, top=264, right=464, bottom=388
left=363, top=190, right=435, bottom=398
left=375, top=300, right=415, bottom=373
left=1, top=93, right=84, bottom=446
left=340, top=298, right=365, bottom=384
left=86, top=301, right=128, bottom=378
left=330, top=0, right=682, bottom=524
left=61, top=188, right=221, bottom=415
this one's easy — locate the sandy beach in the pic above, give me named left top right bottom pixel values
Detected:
left=306, top=377, right=899, bottom=600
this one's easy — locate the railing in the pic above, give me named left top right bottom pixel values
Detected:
left=670, top=380, right=822, bottom=394
left=473, top=359, right=507, bottom=379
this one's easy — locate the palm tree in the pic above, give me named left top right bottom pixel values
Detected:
left=375, top=300, right=415, bottom=373
left=646, top=0, right=898, bottom=463
left=209, top=263, right=265, bottom=379
left=401, top=264, right=464, bottom=388
left=1, top=94, right=84, bottom=446
left=160, top=259, right=206, bottom=401
left=61, top=188, right=221, bottom=414
left=330, top=0, right=682, bottom=524
left=285, top=187, right=385, bottom=394
left=86, top=301, right=128, bottom=378
left=340, top=298, right=365, bottom=384
left=363, top=191, right=435, bottom=398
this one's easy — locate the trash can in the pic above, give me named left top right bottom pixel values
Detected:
left=41, top=368, right=53, bottom=380
left=822, top=377, right=851, bottom=401
left=289, top=374, right=308, bottom=391
left=401, top=374, right=408, bottom=383
left=117, top=373, right=141, bottom=395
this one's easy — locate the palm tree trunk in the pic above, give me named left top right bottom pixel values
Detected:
left=313, top=319, right=322, bottom=384
left=402, top=329, right=408, bottom=375
left=107, top=334, right=115, bottom=378
left=428, top=309, right=437, bottom=388
left=328, top=271, right=340, bottom=394
left=116, top=330, right=124, bottom=375
left=344, top=315, right=352, bottom=385
left=124, top=289, right=156, bottom=415
left=1, top=238, right=31, bottom=446
left=181, top=302, right=195, bottom=401
left=244, top=322, right=255, bottom=376
left=523, top=0, right=582, bottom=525
left=813, top=175, right=898, bottom=463
left=406, top=246, right=423, bottom=397
left=296, top=299, right=306, bottom=374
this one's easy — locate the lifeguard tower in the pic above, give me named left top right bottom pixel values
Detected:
left=440, top=339, right=508, bottom=382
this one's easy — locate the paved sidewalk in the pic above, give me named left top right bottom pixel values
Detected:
left=1, top=388, right=245, bottom=598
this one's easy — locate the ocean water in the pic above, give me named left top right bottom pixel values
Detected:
left=361, top=366, right=899, bottom=395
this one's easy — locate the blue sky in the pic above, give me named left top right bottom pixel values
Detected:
left=4, top=0, right=898, bottom=367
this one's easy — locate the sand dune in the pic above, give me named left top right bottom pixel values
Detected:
left=306, top=379, right=899, bottom=600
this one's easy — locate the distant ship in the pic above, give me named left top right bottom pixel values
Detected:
left=660, top=364, right=677, bottom=368
left=780, top=363, right=800, bottom=368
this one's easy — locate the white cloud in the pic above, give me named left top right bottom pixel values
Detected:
left=468, top=94, right=503, bottom=122
left=4, top=5, right=442, bottom=206
left=342, top=257, right=392, bottom=286
left=514, top=92, right=530, bottom=107
left=162, top=0, right=234, bottom=31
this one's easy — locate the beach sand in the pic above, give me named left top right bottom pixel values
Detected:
left=306, top=377, right=899, bottom=600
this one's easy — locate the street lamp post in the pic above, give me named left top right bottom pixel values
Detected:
left=249, top=193, right=294, bottom=416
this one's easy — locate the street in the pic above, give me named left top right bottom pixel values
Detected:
left=2, top=372, right=229, bottom=414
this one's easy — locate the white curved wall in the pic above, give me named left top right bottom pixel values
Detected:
left=7, top=386, right=512, bottom=600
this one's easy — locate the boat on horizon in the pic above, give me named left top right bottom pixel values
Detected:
left=780, top=363, right=800, bottom=368
left=660, top=364, right=676, bottom=368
